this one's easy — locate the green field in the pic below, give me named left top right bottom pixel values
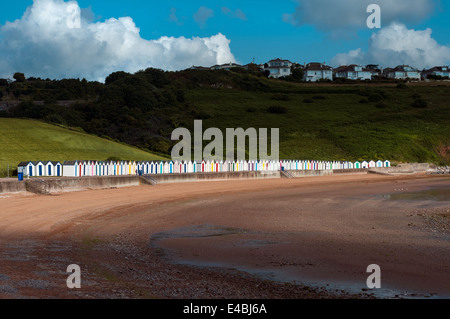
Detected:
left=185, top=82, right=450, bottom=165
left=0, top=118, right=167, bottom=177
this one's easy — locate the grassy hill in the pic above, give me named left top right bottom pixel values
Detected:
left=0, top=118, right=167, bottom=177
left=2, top=68, right=449, bottom=166
left=184, top=81, right=450, bottom=165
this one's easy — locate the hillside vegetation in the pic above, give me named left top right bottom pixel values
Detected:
left=0, top=118, right=166, bottom=177
left=1, top=68, right=449, bottom=168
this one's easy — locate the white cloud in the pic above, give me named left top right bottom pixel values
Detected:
left=331, top=23, right=450, bottom=69
left=285, top=0, right=437, bottom=31
left=221, top=7, right=247, bottom=21
left=169, top=7, right=180, bottom=23
left=0, top=0, right=235, bottom=81
left=193, top=6, right=214, bottom=28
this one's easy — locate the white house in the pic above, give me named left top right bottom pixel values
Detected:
left=383, top=65, right=421, bottom=80
left=303, top=62, right=333, bottom=82
left=334, top=65, right=372, bottom=81
left=422, top=66, right=450, bottom=79
left=365, top=64, right=382, bottom=78
left=264, top=58, right=293, bottom=78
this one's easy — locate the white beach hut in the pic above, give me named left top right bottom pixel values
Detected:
left=33, top=161, right=45, bottom=177
left=18, top=161, right=35, bottom=177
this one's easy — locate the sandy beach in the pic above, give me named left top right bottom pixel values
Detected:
left=0, top=173, right=448, bottom=299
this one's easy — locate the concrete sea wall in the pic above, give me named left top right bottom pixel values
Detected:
left=42, top=175, right=141, bottom=193
left=369, top=163, right=435, bottom=174
left=0, top=180, right=27, bottom=194
left=151, top=171, right=281, bottom=184
left=0, top=176, right=141, bottom=195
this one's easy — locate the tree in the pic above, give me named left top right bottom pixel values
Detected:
left=13, top=72, right=26, bottom=82
left=291, top=68, right=304, bottom=81
left=105, top=71, right=131, bottom=85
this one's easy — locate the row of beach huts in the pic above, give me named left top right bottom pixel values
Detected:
left=17, top=159, right=391, bottom=178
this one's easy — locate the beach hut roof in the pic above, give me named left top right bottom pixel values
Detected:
left=63, top=160, right=78, bottom=165
left=18, top=161, right=33, bottom=167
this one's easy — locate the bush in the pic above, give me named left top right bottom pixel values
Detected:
left=194, top=111, right=212, bottom=119
left=427, top=75, right=449, bottom=81
left=175, top=89, right=185, bottom=103
left=271, top=93, right=290, bottom=101
left=368, top=93, right=383, bottom=102
left=360, top=99, right=369, bottom=104
left=13, top=72, right=26, bottom=83
left=303, top=98, right=314, bottom=103
left=268, top=105, right=288, bottom=114
left=411, top=95, right=428, bottom=108
left=375, top=102, right=388, bottom=109
left=397, top=83, right=409, bottom=89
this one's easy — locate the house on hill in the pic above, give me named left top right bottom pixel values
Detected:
left=210, top=62, right=244, bottom=71
left=264, top=58, right=293, bottom=78
left=334, top=65, right=372, bottom=80
left=365, top=64, right=382, bottom=78
left=383, top=65, right=421, bottom=80
left=422, top=66, right=450, bottom=79
left=303, top=62, right=333, bottom=82
left=189, top=66, right=210, bottom=70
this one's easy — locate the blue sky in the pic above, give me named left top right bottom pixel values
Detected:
left=0, top=0, right=449, bottom=80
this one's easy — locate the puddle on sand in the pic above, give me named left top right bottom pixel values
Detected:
left=150, top=224, right=249, bottom=243
left=380, top=188, right=449, bottom=202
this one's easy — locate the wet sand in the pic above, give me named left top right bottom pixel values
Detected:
left=0, top=174, right=448, bottom=299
